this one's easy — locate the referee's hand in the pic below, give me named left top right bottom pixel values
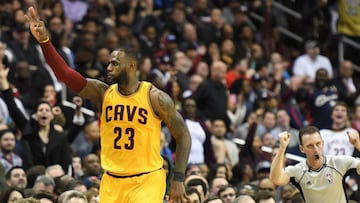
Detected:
left=279, top=131, right=291, bottom=149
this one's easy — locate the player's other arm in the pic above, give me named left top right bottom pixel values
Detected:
left=270, top=131, right=291, bottom=185
left=150, top=86, right=191, bottom=202
left=150, top=87, right=191, bottom=174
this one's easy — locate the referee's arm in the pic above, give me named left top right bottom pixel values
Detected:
left=270, top=132, right=291, bottom=185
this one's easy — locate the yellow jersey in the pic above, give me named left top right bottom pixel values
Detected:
left=100, top=81, right=162, bottom=175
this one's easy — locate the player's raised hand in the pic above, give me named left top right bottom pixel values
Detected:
left=24, top=6, right=49, bottom=43
left=278, top=131, right=291, bottom=149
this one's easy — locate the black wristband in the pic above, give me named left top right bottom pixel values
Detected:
left=173, top=171, right=185, bottom=182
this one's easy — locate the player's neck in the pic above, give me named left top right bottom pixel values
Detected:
left=118, top=81, right=140, bottom=96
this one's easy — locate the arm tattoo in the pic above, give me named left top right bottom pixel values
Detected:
left=157, top=91, right=172, bottom=111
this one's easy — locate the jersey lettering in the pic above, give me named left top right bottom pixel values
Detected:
left=105, top=104, right=148, bottom=124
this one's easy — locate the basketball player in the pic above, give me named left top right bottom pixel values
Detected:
left=25, top=7, right=191, bottom=203
left=270, top=126, right=360, bottom=203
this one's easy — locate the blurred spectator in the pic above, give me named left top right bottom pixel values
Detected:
left=220, top=39, right=236, bottom=69
left=71, top=155, right=84, bottom=179
left=62, top=190, right=88, bottom=203
left=254, top=110, right=277, bottom=138
left=185, top=175, right=210, bottom=202
left=45, top=164, right=65, bottom=179
left=272, top=109, right=299, bottom=149
left=32, top=175, right=55, bottom=194
left=239, top=122, right=271, bottom=172
left=138, top=24, right=160, bottom=58
left=234, top=195, right=255, bottom=203
left=234, top=111, right=258, bottom=140
left=195, top=61, right=210, bottom=80
left=225, top=58, right=249, bottom=89
left=70, top=120, right=100, bottom=159
left=207, top=163, right=230, bottom=182
left=32, top=191, right=56, bottom=203
left=254, top=190, right=275, bottom=203
left=193, top=61, right=228, bottom=127
left=208, top=177, right=229, bottom=199
left=47, top=15, right=75, bottom=69
left=114, top=0, right=138, bottom=26
left=257, top=177, right=276, bottom=199
left=186, top=163, right=202, bottom=177
left=6, top=166, right=27, bottom=189
left=286, top=86, right=312, bottom=130
left=321, top=102, right=359, bottom=156
left=230, top=162, right=253, bottom=189
left=292, top=40, right=333, bottom=84
left=61, top=0, right=89, bottom=23
left=80, top=153, right=101, bottom=190
left=0, top=187, right=25, bottom=203
left=180, top=97, right=215, bottom=166
left=182, top=74, right=204, bottom=98
left=187, top=0, right=212, bottom=28
left=12, top=61, right=48, bottom=112
left=217, top=184, right=236, bottom=203
left=333, top=60, right=360, bottom=107
left=278, top=183, right=297, bottom=203
left=210, top=119, right=239, bottom=167
left=151, top=53, right=173, bottom=89
left=0, top=129, right=23, bottom=173
left=179, top=23, right=206, bottom=58
left=90, top=47, right=109, bottom=82
left=26, top=165, right=46, bottom=191
left=8, top=24, right=43, bottom=70
left=136, top=56, right=152, bottom=81
left=308, top=68, right=338, bottom=129
left=202, top=8, right=225, bottom=45
left=234, top=23, right=254, bottom=61
left=164, top=7, right=187, bottom=40
left=186, top=187, right=202, bottom=203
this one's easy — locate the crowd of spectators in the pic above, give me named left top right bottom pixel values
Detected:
left=0, top=0, right=360, bottom=202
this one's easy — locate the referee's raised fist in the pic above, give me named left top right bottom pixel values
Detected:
left=278, top=131, right=291, bottom=147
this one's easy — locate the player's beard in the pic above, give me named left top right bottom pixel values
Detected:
left=107, top=70, right=129, bottom=86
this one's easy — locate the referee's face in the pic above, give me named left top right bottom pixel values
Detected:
left=299, top=132, right=323, bottom=160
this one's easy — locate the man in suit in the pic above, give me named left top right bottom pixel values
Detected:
left=333, top=60, right=360, bottom=107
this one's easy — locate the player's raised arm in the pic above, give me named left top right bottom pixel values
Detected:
left=25, top=7, right=108, bottom=108
left=270, top=131, right=291, bottom=185
left=150, top=86, right=191, bottom=202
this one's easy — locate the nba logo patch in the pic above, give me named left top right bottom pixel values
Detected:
left=326, top=173, right=333, bottom=184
